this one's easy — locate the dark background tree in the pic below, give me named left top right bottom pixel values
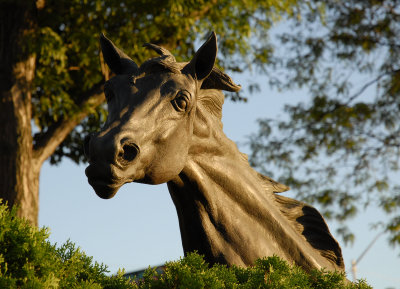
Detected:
left=250, top=0, right=400, bottom=247
left=0, top=0, right=298, bottom=225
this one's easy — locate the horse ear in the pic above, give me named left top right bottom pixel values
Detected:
left=185, top=32, right=217, bottom=81
left=100, top=33, right=139, bottom=75
left=201, top=67, right=241, bottom=92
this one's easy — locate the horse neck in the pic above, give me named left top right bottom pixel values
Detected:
left=167, top=109, right=299, bottom=265
left=167, top=106, right=343, bottom=271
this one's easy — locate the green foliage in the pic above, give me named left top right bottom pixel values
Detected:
left=0, top=201, right=134, bottom=288
left=0, top=201, right=370, bottom=288
left=249, top=0, right=400, bottom=247
left=133, top=252, right=370, bottom=289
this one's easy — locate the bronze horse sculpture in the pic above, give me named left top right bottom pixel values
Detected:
left=84, top=32, right=344, bottom=273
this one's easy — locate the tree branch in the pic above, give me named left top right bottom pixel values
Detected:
left=32, top=82, right=105, bottom=167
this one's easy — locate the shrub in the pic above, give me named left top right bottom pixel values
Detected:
left=0, top=201, right=134, bottom=288
left=135, top=253, right=371, bottom=289
left=0, top=201, right=370, bottom=288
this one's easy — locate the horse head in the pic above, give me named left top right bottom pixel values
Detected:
left=84, top=32, right=240, bottom=199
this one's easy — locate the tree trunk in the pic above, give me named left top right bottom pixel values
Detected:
left=0, top=2, right=40, bottom=225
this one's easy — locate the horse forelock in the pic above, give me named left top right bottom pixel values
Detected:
left=138, top=57, right=184, bottom=75
left=138, top=57, right=231, bottom=130
left=138, top=58, right=225, bottom=121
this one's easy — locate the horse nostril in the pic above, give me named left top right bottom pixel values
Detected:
left=119, top=142, right=139, bottom=162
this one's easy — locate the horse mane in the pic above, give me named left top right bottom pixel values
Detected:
left=272, top=188, right=345, bottom=268
left=255, top=170, right=343, bottom=267
left=254, top=168, right=344, bottom=268
left=254, top=170, right=344, bottom=268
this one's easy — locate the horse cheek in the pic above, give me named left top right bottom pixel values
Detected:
left=149, top=121, right=190, bottom=183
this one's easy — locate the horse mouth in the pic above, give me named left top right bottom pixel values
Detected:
left=85, top=163, right=123, bottom=199
left=88, top=178, right=121, bottom=199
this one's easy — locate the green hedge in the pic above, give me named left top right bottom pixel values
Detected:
left=0, top=202, right=370, bottom=288
left=0, top=202, right=132, bottom=289
left=136, top=253, right=370, bottom=289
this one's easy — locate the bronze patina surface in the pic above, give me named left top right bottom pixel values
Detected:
left=84, top=32, right=344, bottom=272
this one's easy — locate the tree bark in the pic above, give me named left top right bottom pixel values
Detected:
left=0, top=2, right=39, bottom=225
left=0, top=1, right=105, bottom=225
left=0, top=56, right=39, bottom=225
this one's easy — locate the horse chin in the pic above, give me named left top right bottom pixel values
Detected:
left=88, top=178, right=121, bottom=199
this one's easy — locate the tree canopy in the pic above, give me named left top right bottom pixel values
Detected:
left=249, top=0, right=400, bottom=246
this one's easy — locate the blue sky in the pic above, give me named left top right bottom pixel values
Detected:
left=38, top=59, right=400, bottom=289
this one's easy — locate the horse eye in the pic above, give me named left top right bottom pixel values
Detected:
left=172, top=92, right=189, bottom=112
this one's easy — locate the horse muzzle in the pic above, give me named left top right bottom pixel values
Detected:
left=84, top=133, right=140, bottom=166
left=85, top=163, right=122, bottom=199
left=84, top=132, right=142, bottom=198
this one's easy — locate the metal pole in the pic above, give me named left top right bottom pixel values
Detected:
left=351, top=259, right=357, bottom=282
left=350, top=231, right=384, bottom=282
